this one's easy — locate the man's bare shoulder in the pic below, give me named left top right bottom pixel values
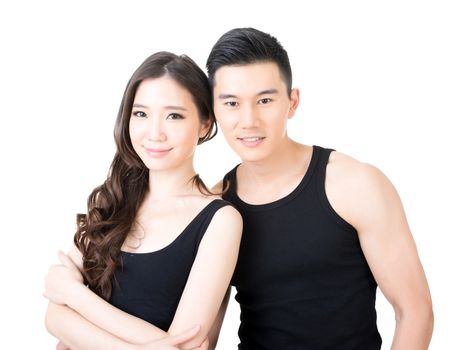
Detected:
left=326, top=151, right=398, bottom=229
left=327, top=151, right=387, bottom=190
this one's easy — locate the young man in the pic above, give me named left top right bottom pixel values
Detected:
left=207, top=28, right=433, bottom=349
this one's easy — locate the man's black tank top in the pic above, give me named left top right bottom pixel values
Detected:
left=109, top=199, right=231, bottom=331
left=223, top=146, right=382, bottom=349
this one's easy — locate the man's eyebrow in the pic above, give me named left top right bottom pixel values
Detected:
left=217, top=89, right=279, bottom=99
left=257, top=89, right=278, bottom=96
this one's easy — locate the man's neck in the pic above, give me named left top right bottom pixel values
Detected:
left=238, top=140, right=312, bottom=186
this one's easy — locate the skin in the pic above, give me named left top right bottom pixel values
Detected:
left=209, top=61, right=434, bottom=349
left=44, top=76, right=242, bottom=350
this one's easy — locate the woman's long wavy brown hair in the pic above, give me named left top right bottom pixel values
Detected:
left=74, top=52, right=217, bottom=300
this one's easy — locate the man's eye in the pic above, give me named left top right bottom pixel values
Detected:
left=258, top=98, right=272, bottom=105
left=225, top=101, right=238, bottom=107
left=132, top=111, right=146, bottom=118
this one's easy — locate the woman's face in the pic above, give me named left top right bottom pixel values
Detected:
left=129, top=76, right=208, bottom=172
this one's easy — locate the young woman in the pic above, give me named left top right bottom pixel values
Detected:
left=44, top=51, right=242, bottom=350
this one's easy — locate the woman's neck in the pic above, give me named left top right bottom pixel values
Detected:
left=146, top=165, right=198, bottom=201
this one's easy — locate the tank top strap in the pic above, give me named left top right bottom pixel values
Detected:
left=222, top=165, right=239, bottom=190
left=295, top=145, right=332, bottom=195
left=222, top=165, right=239, bottom=203
left=193, top=199, right=232, bottom=252
left=311, top=145, right=334, bottom=188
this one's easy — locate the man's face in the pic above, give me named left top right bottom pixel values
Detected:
left=213, top=62, right=299, bottom=163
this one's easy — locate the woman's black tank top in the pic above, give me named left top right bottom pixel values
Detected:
left=223, top=146, right=382, bottom=349
left=109, top=199, right=231, bottom=331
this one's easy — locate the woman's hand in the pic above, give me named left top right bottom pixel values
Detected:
left=140, top=326, right=209, bottom=350
left=53, top=327, right=208, bottom=350
left=56, top=341, right=69, bottom=350
left=43, top=251, right=84, bottom=305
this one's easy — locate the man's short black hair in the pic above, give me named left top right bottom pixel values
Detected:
left=206, top=27, right=293, bottom=95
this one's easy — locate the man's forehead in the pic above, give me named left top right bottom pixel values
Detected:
left=214, top=62, right=281, bottom=79
left=213, top=63, right=286, bottom=97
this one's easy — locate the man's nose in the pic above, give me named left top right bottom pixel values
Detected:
left=239, top=107, right=259, bottom=129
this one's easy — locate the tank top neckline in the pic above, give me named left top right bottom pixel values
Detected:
left=228, top=145, right=320, bottom=212
left=120, top=198, right=226, bottom=256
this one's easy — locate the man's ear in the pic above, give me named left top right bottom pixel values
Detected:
left=288, top=88, right=300, bottom=119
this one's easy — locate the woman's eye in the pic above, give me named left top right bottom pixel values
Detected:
left=132, top=111, right=147, bottom=118
left=258, top=98, right=272, bottom=105
left=167, top=113, right=184, bottom=120
left=225, top=101, right=238, bottom=107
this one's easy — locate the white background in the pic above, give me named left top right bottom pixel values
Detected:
left=1, top=0, right=466, bottom=348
